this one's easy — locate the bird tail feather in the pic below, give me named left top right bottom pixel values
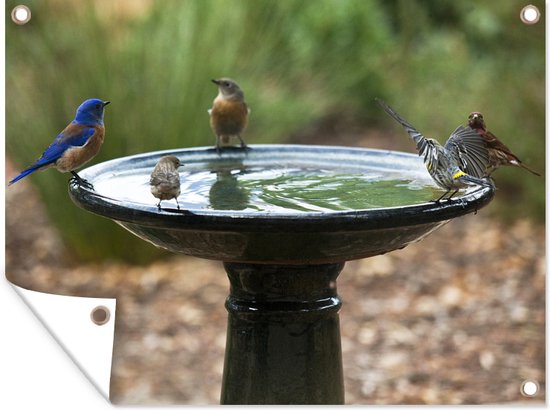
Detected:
left=8, top=164, right=43, bottom=185
left=519, top=162, right=541, bottom=177
left=456, top=173, right=493, bottom=188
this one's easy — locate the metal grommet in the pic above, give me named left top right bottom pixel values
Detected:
left=90, top=305, right=111, bottom=326
left=520, top=380, right=540, bottom=397
left=11, top=5, right=31, bottom=25
left=520, top=5, right=540, bottom=25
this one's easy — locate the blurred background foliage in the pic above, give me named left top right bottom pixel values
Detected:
left=6, top=0, right=544, bottom=263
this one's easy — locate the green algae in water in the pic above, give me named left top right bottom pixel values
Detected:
left=180, top=166, right=443, bottom=212
left=94, top=164, right=446, bottom=213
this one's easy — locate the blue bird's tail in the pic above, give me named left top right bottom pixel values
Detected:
left=8, top=164, right=42, bottom=185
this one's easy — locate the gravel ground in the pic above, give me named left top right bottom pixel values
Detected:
left=5, top=154, right=545, bottom=405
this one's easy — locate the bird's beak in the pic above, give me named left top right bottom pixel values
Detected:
left=211, top=79, right=220, bottom=85
left=103, top=101, right=111, bottom=107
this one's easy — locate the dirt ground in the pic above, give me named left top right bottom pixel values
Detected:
left=5, top=147, right=545, bottom=405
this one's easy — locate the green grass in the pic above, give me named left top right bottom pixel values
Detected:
left=6, top=0, right=544, bottom=262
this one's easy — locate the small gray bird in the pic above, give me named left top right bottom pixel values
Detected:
left=208, top=78, right=250, bottom=154
left=376, top=98, right=492, bottom=202
left=150, top=155, right=182, bottom=210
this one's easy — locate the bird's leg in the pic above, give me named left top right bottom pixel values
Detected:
left=434, top=190, right=450, bottom=203
left=237, top=135, right=251, bottom=151
left=157, top=200, right=162, bottom=211
left=446, top=190, right=459, bottom=201
left=70, top=171, right=94, bottom=189
left=175, top=198, right=180, bottom=210
left=216, top=138, right=222, bottom=156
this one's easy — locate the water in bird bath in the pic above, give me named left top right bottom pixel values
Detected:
left=91, top=160, right=448, bottom=213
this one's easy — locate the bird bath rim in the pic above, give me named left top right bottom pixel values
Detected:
left=68, top=144, right=494, bottom=229
left=68, top=144, right=494, bottom=263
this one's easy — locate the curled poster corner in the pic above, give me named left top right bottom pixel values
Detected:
left=11, top=284, right=116, bottom=400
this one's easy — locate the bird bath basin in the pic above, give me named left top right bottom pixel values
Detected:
left=69, top=144, right=494, bottom=404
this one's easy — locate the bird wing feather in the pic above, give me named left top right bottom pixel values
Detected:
left=29, top=123, right=96, bottom=169
left=150, top=171, right=180, bottom=187
left=444, top=125, right=490, bottom=178
left=418, top=138, right=441, bottom=171
left=482, top=130, right=523, bottom=162
left=375, top=98, right=426, bottom=148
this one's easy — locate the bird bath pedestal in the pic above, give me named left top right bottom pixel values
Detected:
left=69, top=145, right=494, bottom=404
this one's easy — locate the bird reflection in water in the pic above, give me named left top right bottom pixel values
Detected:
left=208, top=164, right=250, bottom=211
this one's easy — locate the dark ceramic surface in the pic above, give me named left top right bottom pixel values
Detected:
left=68, top=144, right=495, bottom=404
left=69, top=144, right=494, bottom=264
left=221, top=262, right=345, bottom=404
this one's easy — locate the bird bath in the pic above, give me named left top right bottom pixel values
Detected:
left=68, top=144, right=494, bottom=404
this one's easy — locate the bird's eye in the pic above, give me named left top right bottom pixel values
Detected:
left=96, top=104, right=101, bottom=109
left=224, top=82, right=231, bottom=88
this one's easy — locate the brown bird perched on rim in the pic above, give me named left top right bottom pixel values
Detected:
left=150, top=155, right=181, bottom=210
left=208, top=78, right=250, bottom=154
left=468, top=112, right=540, bottom=176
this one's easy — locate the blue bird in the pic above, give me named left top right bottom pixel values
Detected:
left=8, top=98, right=110, bottom=188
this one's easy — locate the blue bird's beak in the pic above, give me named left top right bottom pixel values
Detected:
left=103, top=101, right=111, bottom=107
